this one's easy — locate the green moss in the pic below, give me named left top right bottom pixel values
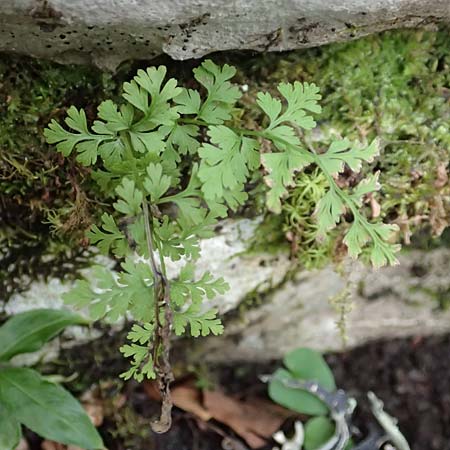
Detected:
left=0, top=55, right=123, bottom=300
left=2, top=27, right=450, bottom=299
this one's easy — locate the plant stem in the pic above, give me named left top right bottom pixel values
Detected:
left=141, top=198, right=174, bottom=433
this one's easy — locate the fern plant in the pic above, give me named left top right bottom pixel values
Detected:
left=44, top=60, right=399, bottom=431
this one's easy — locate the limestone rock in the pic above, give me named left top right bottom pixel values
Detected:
left=0, top=1, right=449, bottom=68
left=198, top=248, right=450, bottom=362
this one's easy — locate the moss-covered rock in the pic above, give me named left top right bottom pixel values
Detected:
left=1, top=27, right=449, bottom=303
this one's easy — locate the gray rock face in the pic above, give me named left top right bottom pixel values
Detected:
left=4, top=218, right=450, bottom=363
left=198, top=248, right=450, bottom=362
left=1, top=0, right=449, bottom=68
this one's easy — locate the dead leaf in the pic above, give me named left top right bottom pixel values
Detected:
left=430, top=195, right=448, bottom=237
left=395, top=213, right=412, bottom=245
left=15, top=439, right=30, bottom=450
left=80, top=388, right=105, bottom=427
left=204, top=391, right=290, bottom=449
left=41, top=441, right=65, bottom=450
left=435, top=162, right=449, bottom=189
left=369, top=195, right=381, bottom=219
left=144, top=380, right=290, bottom=448
left=144, top=380, right=212, bottom=421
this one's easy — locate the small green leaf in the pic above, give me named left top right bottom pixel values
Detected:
left=257, top=82, right=321, bottom=130
left=86, top=213, right=128, bottom=256
left=44, top=106, right=110, bottom=166
left=343, top=221, right=370, bottom=258
left=194, top=60, right=241, bottom=124
left=0, top=367, right=103, bottom=449
left=315, top=188, right=346, bottom=235
left=319, top=139, right=379, bottom=175
left=114, top=178, right=143, bottom=216
left=0, top=407, right=21, bottom=450
left=268, top=368, right=329, bottom=416
left=0, top=309, right=88, bottom=362
left=304, top=416, right=335, bottom=450
left=262, top=149, right=313, bottom=213
left=173, top=305, right=224, bottom=337
left=119, top=344, right=156, bottom=382
left=351, top=171, right=381, bottom=205
left=283, top=348, right=336, bottom=390
left=198, top=126, right=259, bottom=201
left=97, top=100, right=133, bottom=132
left=143, top=163, right=172, bottom=202
left=175, top=88, right=202, bottom=115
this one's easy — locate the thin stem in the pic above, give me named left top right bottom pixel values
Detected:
left=142, top=200, right=160, bottom=278
left=141, top=197, right=174, bottom=433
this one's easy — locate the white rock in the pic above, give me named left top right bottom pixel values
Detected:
left=199, top=248, right=450, bottom=362
left=0, top=0, right=448, bottom=68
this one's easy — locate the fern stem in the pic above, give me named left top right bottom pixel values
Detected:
left=142, top=199, right=160, bottom=277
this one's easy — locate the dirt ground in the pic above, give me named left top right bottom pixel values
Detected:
left=29, top=331, right=450, bottom=450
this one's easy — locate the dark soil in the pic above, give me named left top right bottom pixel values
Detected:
left=34, top=331, right=450, bottom=450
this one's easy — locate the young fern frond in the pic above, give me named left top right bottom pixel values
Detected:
left=44, top=59, right=400, bottom=429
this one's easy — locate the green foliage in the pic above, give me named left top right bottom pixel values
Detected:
left=0, top=408, right=21, bottom=450
left=268, top=348, right=338, bottom=449
left=0, top=54, right=119, bottom=303
left=268, top=348, right=354, bottom=449
left=269, top=348, right=335, bottom=416
left=303, top=416, right=335, bottom=450
left=252, top=28, right=450, bottom=265
left=0, top=308, right=88, bottom=362
left=255, top=83, right=399, bottom=267
left=45, top=59, right=397, bottom=384
left=0, top=309, right=103, bottom=449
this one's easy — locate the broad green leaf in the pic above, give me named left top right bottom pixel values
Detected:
left=0, top=367, right=103, bottom=449
left=268, top=368, right=329, bottom=416
left=304, top=416, right=335, bottom=450
left=0, top=407, right=21, bottom=450
left=0, top=309, right=88, bottom=362
left=283, top=348, right=336, bottom=390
